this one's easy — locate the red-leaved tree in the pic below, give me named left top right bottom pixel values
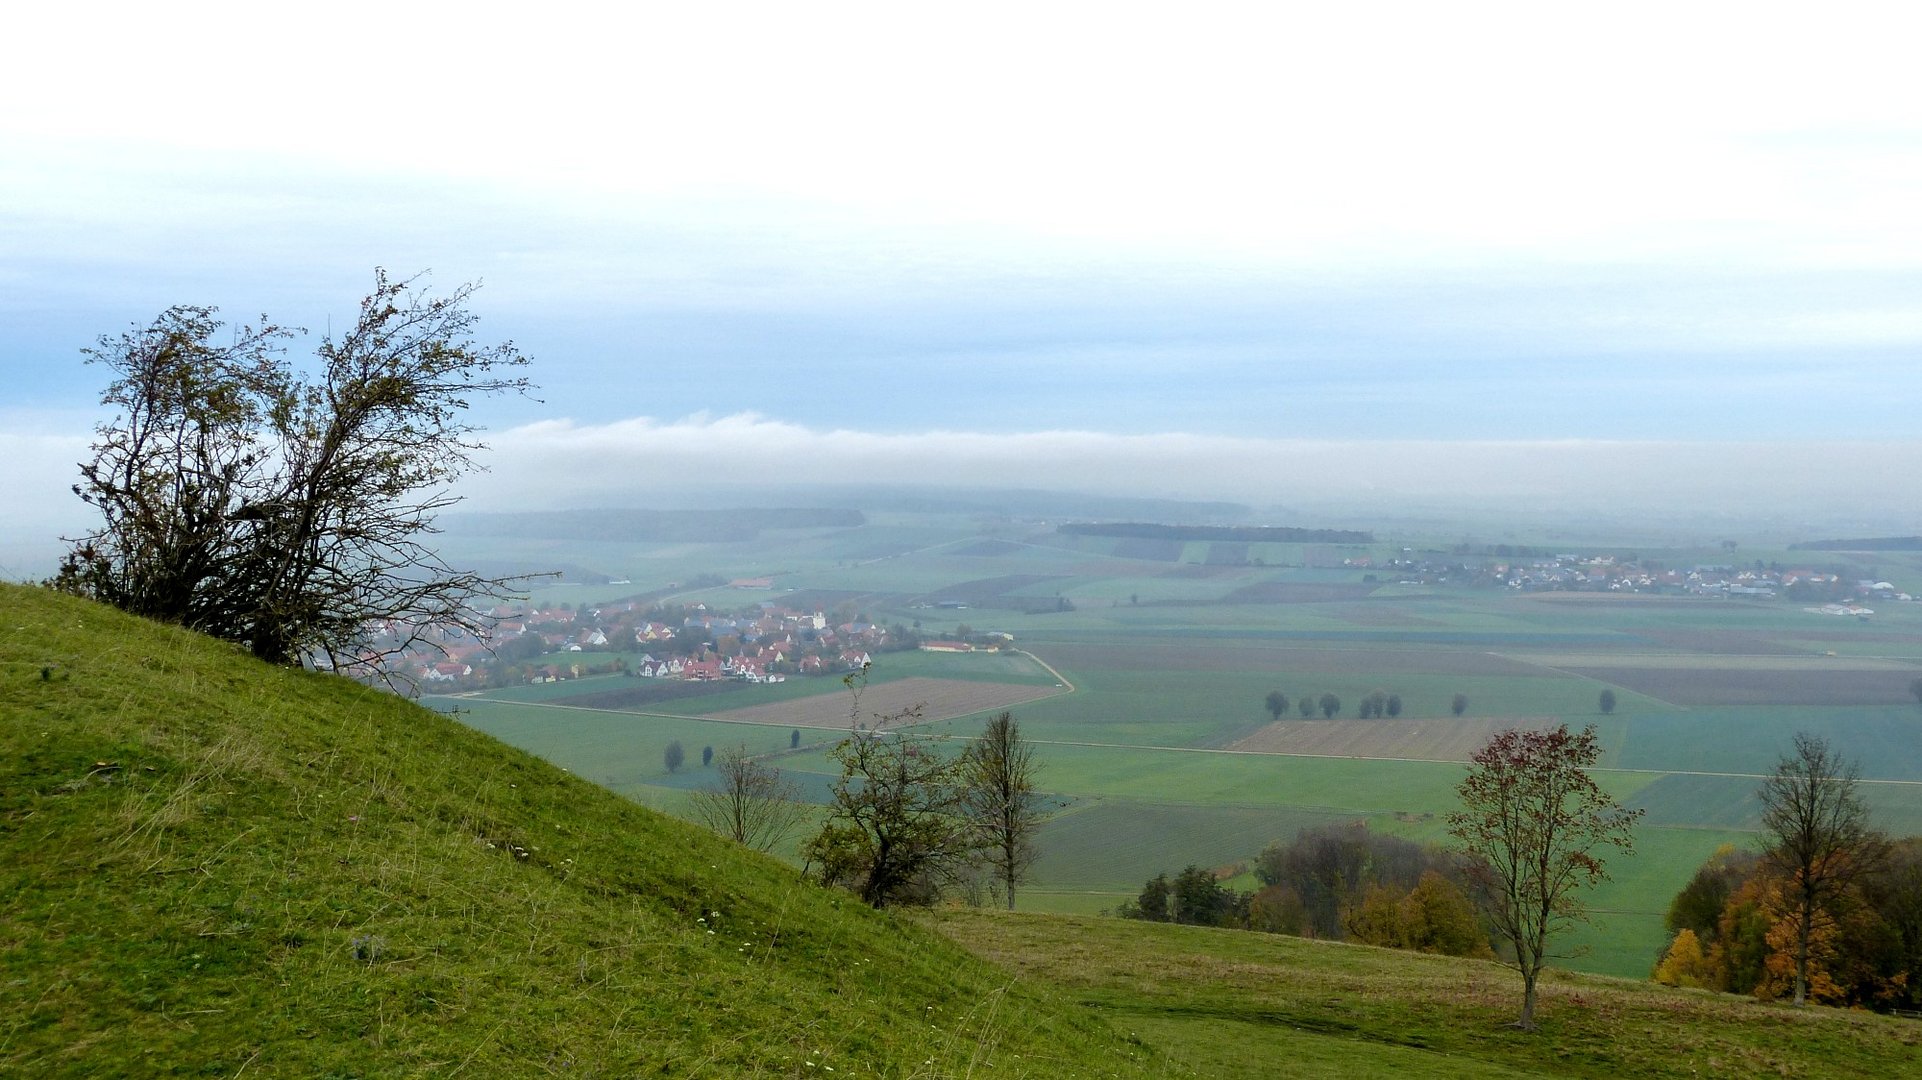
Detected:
left=1446, top=724, right=1642, bottom=1028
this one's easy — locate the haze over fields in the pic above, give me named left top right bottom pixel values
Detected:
left=4, top=4, right=1921, bottom=577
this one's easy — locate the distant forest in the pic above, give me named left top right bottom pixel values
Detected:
left=447, top=507, right=865, bottom=543
left=1060, top=522, right=1374, bottom=544
left=1789, top=537, right=1922, bottom=552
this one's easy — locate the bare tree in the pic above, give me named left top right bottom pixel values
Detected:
left=691, top=744, right=810, bottom=852
left=1758, top=732, right=1885, bottom=1006
left=57, top=269, right=534, bottom=680
left=963, top=711, right=1043, bottom=910
left=1446, top=725, right=1642, bottom=1028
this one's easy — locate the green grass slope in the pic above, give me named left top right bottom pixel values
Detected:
left=0, top=584, right=1152, bottom=1078
left=932, top=911, right=1922, bottom=1079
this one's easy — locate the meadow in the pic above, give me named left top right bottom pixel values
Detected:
left=436, top=511, right=1922, bottom=980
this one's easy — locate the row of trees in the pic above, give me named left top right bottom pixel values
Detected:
left=1654, top=733, right=1916, bottom=1010
left=1264, top=690, right=1466, bottom=720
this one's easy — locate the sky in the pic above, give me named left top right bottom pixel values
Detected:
left=4, top=3, right=1920, bottom=572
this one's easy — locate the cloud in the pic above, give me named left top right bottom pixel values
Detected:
left=462, top=413, right=1919, bottom=529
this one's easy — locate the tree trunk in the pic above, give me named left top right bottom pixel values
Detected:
left=1517, top=968, right=1539, bottom=1029
left=1794, top=897, right=1812, bottom=1006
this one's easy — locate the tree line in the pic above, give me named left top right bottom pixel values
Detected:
left=1119, top=823, right=1492, bottom=961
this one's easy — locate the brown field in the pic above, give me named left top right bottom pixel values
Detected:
left=1559, top=666, right=1922, bottom=707
left=1629, top=627, right=1813, bottom=655
left=699, top=676, right=1066, bottom=729
left=1227, top=715, right=1565, bottom=760
left=1033, top=642, right=1546, bottom=676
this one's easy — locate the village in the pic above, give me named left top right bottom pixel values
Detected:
left=367, top=592, right=987, bottom=691
left=1352, top=549, right=1911, bottom=604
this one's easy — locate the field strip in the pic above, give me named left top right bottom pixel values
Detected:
left=428, top=696, right=813, bottom=729
left=1493, top=650, right=1918, bottom=671
left=895, top=730, right=1922, bottom=786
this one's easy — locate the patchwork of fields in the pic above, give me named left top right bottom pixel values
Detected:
left=436, top=513, right=1922, bottom=979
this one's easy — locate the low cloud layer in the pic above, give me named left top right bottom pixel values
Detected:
left=8, top=411, right=1912, bottom=578
left=462, top=413, right=1917, bottom=533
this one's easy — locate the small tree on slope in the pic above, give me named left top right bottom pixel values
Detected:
left=1447, top=725, right=1642, bottom=1028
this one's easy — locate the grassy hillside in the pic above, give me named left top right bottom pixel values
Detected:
left=932, top=910, right=1922, bottom=1078
left=9, top=580, right=1921, bottom=1079
left=0, top=583, right=1152, bottom=1077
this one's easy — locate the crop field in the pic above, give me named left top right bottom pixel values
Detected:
left=1227, top=715, right=1573, bottom=760
left=434, top=510, right=1922, bottom=981
left=1033, top=641, right=1548, bottom=676
left=1029, top=799, right=1366, bottom=894
left=1557, top=664, right=1921, bottom=706
left=702, top=675, right=1067, bottom=728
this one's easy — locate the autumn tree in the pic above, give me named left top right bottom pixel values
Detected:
left=1265, top=690, right=1290, bottom=721
left=961, top=711, right=1044, bottom=910
left=690, top=744, right=809, bottom=852
left=56, top=270, right=534, bottom=678
left=1447, top=724, right=1642, bottom=1028
left=1758, top=732, right=1885, bottom=1006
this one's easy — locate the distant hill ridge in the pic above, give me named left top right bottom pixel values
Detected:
left=446, top=506, right=866, bottom=543
left=1060, top=522, right=1375, bottom=544
left=0, top=583, right=1144, bottom=1077
left=1789, top=536, right=1922, bottom=552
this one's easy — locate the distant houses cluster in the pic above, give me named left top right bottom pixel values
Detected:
left=366, top=595, right=943, bottom=689
left=1356, top=549, right=1907, bottom=604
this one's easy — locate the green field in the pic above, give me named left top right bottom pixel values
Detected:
left=434, top=514, right=1922, bottom=981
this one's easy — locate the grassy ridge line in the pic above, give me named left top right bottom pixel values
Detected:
left=0, top=584, right=1155, bottom=1078
left=932, top=911, right=1922, bottom=1079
